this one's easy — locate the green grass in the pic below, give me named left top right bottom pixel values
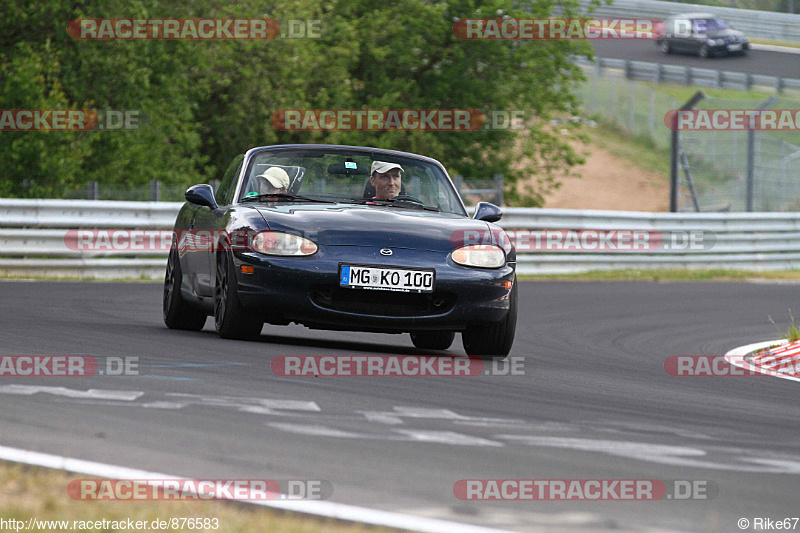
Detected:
left=521, top=269, right=800, bottom=282
left=584, top=118, right=671, bottom=181
left=751, top=38, right=800, bottom=49
left=769, top=309, right=800, bottom=342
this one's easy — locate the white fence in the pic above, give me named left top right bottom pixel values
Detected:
left=578, top=0, right=800, bottom=42
left=2, top=199, right=800, bottom=278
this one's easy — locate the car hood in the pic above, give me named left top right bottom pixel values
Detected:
left=251, top=203, right=495, bottom=252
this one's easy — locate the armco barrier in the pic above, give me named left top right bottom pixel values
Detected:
left=577, top=0, right=800, bottom=43
left=2, top=200, right=800, bottom=277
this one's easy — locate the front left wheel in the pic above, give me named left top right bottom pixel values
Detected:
left=214, top=250, right=263, bottom=340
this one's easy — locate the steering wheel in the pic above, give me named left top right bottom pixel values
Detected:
left=391, top=194, right=425, bottom=205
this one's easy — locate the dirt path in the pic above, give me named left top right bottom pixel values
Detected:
left=543, top=141, right=670, bottom=212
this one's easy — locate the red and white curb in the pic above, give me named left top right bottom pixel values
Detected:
left=0, top=445, right=511, bottom=533
left=725, top=339, right=800, bottom=383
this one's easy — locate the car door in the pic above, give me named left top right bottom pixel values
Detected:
left=671, top=18, right=692, bottom=52
left=187, top=154, right=244, bottom=297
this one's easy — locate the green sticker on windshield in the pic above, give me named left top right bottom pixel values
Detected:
left=244, top=191, right=258, bottom=198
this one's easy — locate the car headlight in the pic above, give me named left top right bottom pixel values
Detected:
left=251, top=231, right=318, bottom=256
left=451, top=244, right=506, bottom=268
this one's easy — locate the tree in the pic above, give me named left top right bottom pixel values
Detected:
left=1, top=0, right=607, bottom=205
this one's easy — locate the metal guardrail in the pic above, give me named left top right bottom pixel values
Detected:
left=577, top=57, right=800, bottom=94
left=2, top=200, right=800, bottom=277
left=578, top=0, right=800, bottom=42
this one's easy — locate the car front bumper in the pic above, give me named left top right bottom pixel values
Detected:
left=233, top=245, right=515, bottom=333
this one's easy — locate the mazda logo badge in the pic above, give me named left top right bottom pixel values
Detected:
left=380, top=248, right=393, bottom=256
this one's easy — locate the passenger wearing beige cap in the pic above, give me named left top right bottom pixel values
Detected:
left=370, top=161, right=404, bottom=200
left=256, top=167, right=291, bottom=195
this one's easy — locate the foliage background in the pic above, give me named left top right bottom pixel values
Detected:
left=0, top=0, right=606, bottom=205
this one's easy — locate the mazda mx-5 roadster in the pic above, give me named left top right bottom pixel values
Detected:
left=163, top=144, right=517, bottom=358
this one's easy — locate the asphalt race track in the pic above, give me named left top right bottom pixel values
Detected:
left=2, top=280, right=800, bottom=532
left=592, top=40, right=800, bottom=79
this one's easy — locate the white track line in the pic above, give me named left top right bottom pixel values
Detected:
left=0, top=445, right=512, bottom=533
left=725, top=339, right=800, bottom=383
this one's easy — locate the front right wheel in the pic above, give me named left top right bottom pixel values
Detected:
left=214, top=250, right=263, bottom=340
left=163, top=247, right=207, bottom=331
left=462, top=277, right=517, bottom=360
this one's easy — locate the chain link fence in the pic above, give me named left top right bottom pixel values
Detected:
left=576, top=66, right=678, bottom=152
left=676, top=95, right=800, bottom=212
left=577, top=65, right=800, bottom=212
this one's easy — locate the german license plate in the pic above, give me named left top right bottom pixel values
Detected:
left=728, top=43, right=742, bottom=51
left=339, top=265, right=435, bottom=293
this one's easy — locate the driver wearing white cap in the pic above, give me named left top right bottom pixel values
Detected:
left=370, top=161, right=404, bottom=200
left=256, top=167, right=291, bottom=195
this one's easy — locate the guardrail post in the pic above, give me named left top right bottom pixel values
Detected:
left=656, top=63, right=663, bottom=84
left=746, top=73, right=753, bottom=90
left=624, top=59, right=632, bottom=80
left=685, top=67, right=692, bottom=86
left=493, top=174, right=504, bottom=206
left=87, top=181, right=99, bottom=200
left=628, top=81, right=635, bottom=132
left=715, top=70, right=722, bottom=88
left=150, top=179, right=161, bottom=202
left=777, top=77, right=784, bottom=95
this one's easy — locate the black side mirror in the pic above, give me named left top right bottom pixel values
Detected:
left=185, top=184, right=218, bottom=210
left=473, top=202, right=502, bottom=222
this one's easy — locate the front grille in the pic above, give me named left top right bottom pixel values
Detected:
left=311, top=286, right=455, bottom=317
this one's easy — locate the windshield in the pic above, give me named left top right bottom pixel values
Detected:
left=238, top=148, right=467, bottom=215
left=694, top=18, right=730, bottom=33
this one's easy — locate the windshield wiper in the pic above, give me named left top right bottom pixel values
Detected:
left=242, top=193, right=335, bottom=203
left=351, top=198, right=440, bottom=212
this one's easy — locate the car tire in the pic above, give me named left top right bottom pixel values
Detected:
left=214, top=249, right=263, bottom=340
left=659, top=40, right=670, bottom=54
left=462, top=277, right=517, bottom=361
left=699, top=44, right=710, bottom=58
left=163, top=247, right=207, bottom=331
left=410, top=331, right=455, bottom=351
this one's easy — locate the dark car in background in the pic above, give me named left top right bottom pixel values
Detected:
left=163, top=144, right=517, bottom=358
left=657, top=13, right=750, bottom=58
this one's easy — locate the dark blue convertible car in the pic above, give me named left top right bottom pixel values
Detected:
left=163, top=144, right=517, bottom=358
